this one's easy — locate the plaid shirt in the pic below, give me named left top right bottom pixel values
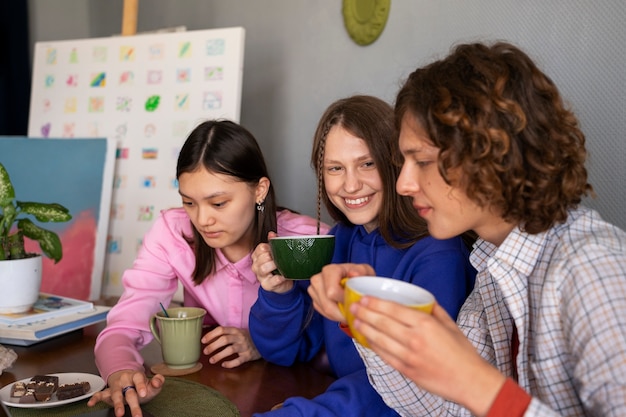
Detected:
left=356, top=207, right=626, bottom=416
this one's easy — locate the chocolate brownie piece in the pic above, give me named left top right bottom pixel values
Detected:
left=56, top=381, right=90, bottom=400
left=30, top=375, right=59, bottom=391
left=33, top=382, right=56, bottom=402
left=19, top=390, right=36, bottom=404
left=10, top=382, right=26, bottom=398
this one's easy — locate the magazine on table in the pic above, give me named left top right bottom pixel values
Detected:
left=0, top=305, right=111, bottom=346
left=0, top=293, right=94, bottom=325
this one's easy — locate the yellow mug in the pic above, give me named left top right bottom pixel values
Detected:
left=338, top=276, right=435, bottom=348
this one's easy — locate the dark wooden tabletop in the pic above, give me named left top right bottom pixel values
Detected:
left=0, top=323, right=336, bottom=417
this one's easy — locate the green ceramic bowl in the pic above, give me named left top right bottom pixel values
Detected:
left=269, top=235, right=335, bottom=280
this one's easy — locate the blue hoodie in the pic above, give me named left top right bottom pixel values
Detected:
left=250, top=222, right=476, bottom=416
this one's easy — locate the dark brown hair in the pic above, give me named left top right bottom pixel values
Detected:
left=177, top=120, right=278, bottom=284
left=311, top=95, right=429, bottom=248
left=395, top=42, right=593, bottom=234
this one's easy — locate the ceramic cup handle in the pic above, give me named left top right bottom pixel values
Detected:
left=149, top=316, right=161, bottom=344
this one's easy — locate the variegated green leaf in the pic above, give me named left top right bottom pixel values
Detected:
left=18, top=219, right=63, bottom=263
left=17, top=201, right=72, bottom=223
left=0, top=163, right=16, bottom=206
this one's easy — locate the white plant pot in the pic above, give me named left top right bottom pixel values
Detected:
left=0, top=255, right=43, bottom=314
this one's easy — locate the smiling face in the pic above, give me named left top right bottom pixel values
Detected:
left=178, top=167, right=268, bottom=262
left=396, top=114, right=514, bottom=246
left=323, top=125, right=383, bottom=232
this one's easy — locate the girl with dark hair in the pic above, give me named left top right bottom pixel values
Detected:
left=89, top=120, right=326, bottom=416
left=309, top=42, right=626, bottom=416
left=249, top=96, right=475, bottom=417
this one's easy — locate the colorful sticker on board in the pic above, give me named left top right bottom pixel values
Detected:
left=116, top=96, right=132, bottom=112
left=149, top=43, right=164, bottom=60
left=64, top=97, right=77, bottom=113
left=45, top=75, right=54, bottom=87
left=93, top=46, right=107, bottom=63
left=63, top=123, right=75, bottom=137
left=111, top=204, right=125, bottom=220
left=46, top=48, right=57, bottom=65
left=175, top=93, right=189, bottom=110
left=145, top=95, right=160, bottom=112
left=177, top=68, right=191, bottom=83
left=107, top=235, right=122, bottom=254
left=113, top=175, right=127, bottom=189
left=206, top=39, right=225, bottom=55
left=66, top=74, right=78, bottom=87
left=141, top=176, right=156, bottom=188
left=120, top=46, right=135, bottom=62
left=119, top=71, right=134, bottom=86
left=205, top=66, right=223, bottom=81
left=138, top=205, right=155, bottom=221
left=115, top=123, right=127, bottom=140
left=69, top=48, right=78, bottom=63
left=88, top=122, right=99, bottom=136
left=40, top=123, right=51, bottom=138
left=88, top=96, right=105, bottom=112
left=116, top=148, right=129, bottom=159
left=142, top=148, right=158, bottom=159
left=203, top=91, right=222, bottom=110
left=43, top=99, right=51, bottom=112
left=147, top=70, right=162, bottom=85
left=144, top=123, right=156, bottom=138
left=178, top=41, right=191, bottom=58
left=90, top=72, right=106, bottom=87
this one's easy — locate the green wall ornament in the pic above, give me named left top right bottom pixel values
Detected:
left=342, top=0, right=391, bottom=46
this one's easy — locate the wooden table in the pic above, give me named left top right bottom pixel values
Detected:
left=0, top=323, right=336, bottom=417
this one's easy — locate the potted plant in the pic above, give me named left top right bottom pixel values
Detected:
left=0, top=162, right=72, bottom=313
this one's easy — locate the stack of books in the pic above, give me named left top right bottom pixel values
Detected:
left=0, top=293, right=111, bottom=346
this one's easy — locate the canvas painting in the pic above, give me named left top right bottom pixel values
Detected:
left=0, top=137, right=115, bottom=300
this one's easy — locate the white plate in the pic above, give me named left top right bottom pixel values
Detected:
left=0, top=372, right=105, bottom=409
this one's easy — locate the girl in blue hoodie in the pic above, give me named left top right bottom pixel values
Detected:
left=249, top=95, right=476, bottom=416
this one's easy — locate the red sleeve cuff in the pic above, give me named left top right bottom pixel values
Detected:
left=486, top=378, right=531, bottom=417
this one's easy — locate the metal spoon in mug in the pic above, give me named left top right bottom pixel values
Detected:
left=159, top=302, right=170, bottom=317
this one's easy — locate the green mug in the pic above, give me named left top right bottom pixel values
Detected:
left=269, top=235, right=335, bottom=280
left=149, top=307, right=206, bottom=369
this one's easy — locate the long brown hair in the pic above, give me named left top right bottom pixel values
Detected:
left=177, top=120, right=278, bottom=284
left=311, top=95, right=429, bottom=248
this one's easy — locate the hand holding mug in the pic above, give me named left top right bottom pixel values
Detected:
left=252, top=232, right=294, bottom=294
left=308, top=263, right=376, bottom=323
left=337, top=276, right=435, bottom=348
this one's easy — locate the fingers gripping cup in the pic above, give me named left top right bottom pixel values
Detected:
left=149, top=307, right=206, bottom=370
left=269, top=235, right=335, bottom=280
left=338, top=276, right=435, bottom=348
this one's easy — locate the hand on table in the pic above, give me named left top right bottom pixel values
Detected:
left=251, top=232, right=294, bottom=294
left=202, top=326, right=260, bottom=368
left=350, top=297, right=506, bottom=417
left=87, top=369, right=165, bottom=417
left=308, top=263, right=375, bottom=322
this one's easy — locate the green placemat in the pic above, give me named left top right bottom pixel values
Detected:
left=5, top=377, right=240, bottom=417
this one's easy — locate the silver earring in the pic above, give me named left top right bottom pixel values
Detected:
left=256, top=201, right=265, bottom=213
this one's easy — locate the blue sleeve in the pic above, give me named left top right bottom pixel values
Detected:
left=249, top=280, right=325, bottom=366
left=252, top=369, right=400, bottom=417
left=395, top=237, right=476, bottom=320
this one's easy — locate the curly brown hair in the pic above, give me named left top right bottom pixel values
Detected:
left=311, top=95, right=429, bottom=248
left=395, top=42, right=593, bottom=234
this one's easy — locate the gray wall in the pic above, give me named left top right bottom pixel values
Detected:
left=28, top=0, right=626, bottom=230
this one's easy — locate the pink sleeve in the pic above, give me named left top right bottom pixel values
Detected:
left=276, top=209, right=331, bottom=236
